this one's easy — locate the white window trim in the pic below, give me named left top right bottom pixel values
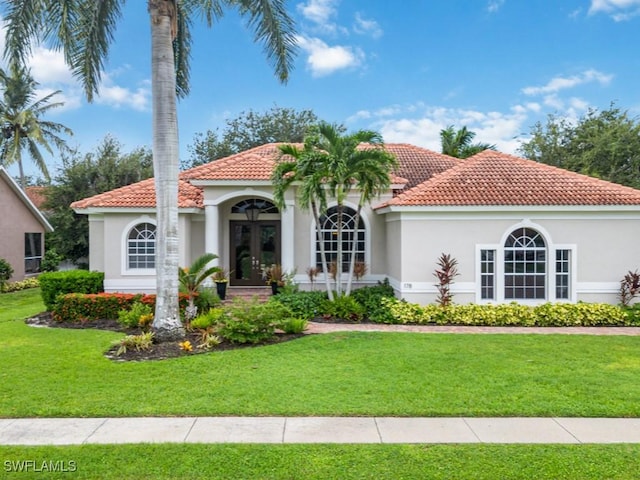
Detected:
left=121, top=216, right=157, bottom=276
left=476, top=220, right=577, bottom=304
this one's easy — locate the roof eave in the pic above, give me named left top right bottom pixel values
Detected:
left=0, top=167, right=53, bottom=232
left=375, top=204, right=640, bottom=214
left=73, top=207, right=203, bottom=215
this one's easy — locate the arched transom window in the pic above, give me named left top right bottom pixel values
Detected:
left=231, top=199, right=279, bottom=215
left=316, top=206, right=365, bottom=272
left=504, top=228, right=546, bottom=300
left=128, top=223, right=156, bottom=269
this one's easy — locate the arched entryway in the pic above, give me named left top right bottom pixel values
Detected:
left=229, top=199, right=280, bottom=286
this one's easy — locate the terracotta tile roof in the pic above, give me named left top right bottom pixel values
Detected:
left=70, top=178, right=203, bottom=209
left=181, top=144, right=284, bottom=181
left=24, top=186, right=48, bottom=209
left=382, top=144, right=460, bottom=190
left=380, top=150, right=640, bottom=208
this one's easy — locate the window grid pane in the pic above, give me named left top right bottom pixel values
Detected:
left=504, top=228, right=546, bottom=300
left=128, top=223, right=156, bottom=269
left=480, top=249, right=496, bottom=300
left=555, top=249, right=571, bottom=300
left=316, top=207, right=365, bottom=272
left=24, top=233, right=43, bottom=274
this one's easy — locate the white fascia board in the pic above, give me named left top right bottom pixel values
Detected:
left=0, top=167, right=54, bottom=232
left=73, top=207, right=202, bottom=215
left=189, top=180, right=273, bottom=187
left=375, top=205, right=640, bottom=218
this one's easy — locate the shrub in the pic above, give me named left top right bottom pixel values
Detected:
left=217, top=298, right=293, bottom=344
left=114, top=332, right=154, bottom=356
left=39, top=270, right=104, bottom=310
left=623, top=303, right=640, bottom=325
left=350, top=279, right=395, bottom=320
left=40, top=249, right=63, bottom=272
left=194, top=287, right=221, bottom=313
left=433, top=253, right=459, bottom=307
left=0, top=258, right=14, bottom=291
left=533, top=302, right=628, bottom=327
left=321, top=295, right=366, bottom=322
left=117, top=302, right=153, bottom=329
left=619, top=270, right=640, bottom=307
left=270, top=290, right=327, bottom=319
left=279, top=317, right=308, bottom=334
left=191, top=308, right=224, bottom=330
left=52, top=292, right=191, bottom=323
left=1, top=277, right=39, bottom=293
left=197, top=333, right=222, bottom=350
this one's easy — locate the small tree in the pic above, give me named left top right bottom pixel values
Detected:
left=0, top=258, right=14, bottom=290
left=178, top=253, right=221, bottom=323
left=618, top=270, right=640, bottom=306
left=433, top=253, right=459, bottom=307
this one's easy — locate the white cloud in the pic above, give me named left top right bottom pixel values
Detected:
left=522, top=69, right=613, bottom=96
left=296, top=35, right=364, bottom=76
left=353, top=12, right=383, bottom=38
left=361, top=104, right=529, bottom=155
left=487, top=0, right=505, bottom=13
left=94, top=74, right=150, bottom=111
left=297, top=0, right=338, bottom=24
left=588, top=0, right=640, bottom=20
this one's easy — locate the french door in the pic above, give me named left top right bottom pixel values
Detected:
left=230, top=221, right=280, bottom=286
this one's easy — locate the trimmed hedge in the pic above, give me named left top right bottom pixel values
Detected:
left=39, top=270, right=104, bottom=310
left=373, top=297, right=638, bottom=327
left=52, top=292, right=191, bottom=323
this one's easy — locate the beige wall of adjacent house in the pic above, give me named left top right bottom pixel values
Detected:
left=0, top=180, right=46, bottom=281
left=386, top=210, right=640, bottom=305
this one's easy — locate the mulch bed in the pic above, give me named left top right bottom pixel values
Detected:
left=25, top=312, right=305, bottom=362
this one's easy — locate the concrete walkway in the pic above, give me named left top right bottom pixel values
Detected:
left=1, top=417, right=640, bottom=445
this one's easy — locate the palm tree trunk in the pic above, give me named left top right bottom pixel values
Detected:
left=335, top=200, right=344, bottom=295
left=149, top=0, right=184, bottom=341
left=311, top=200, right=334, bottom=301
left=345, top=202, right=363, bottom=296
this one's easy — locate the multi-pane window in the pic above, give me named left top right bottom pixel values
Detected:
left=316, top=206, right=365, bottom=272
left=504, top=228, right=546, bottom=300
left=480, top=249, right=496, bottom=300
left=555, top=249, right=571, bottom=300
left=127, top=223, right=156, bottom=269
left=24, top=233, right=42, bottom=274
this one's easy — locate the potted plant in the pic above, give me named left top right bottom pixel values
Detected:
left=264, top=264, right=285, bottom=295
left=212, top=268, right=232, bottom=300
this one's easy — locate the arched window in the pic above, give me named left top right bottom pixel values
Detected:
left=127, top=223, right=156, bottom=269
left=231, top=199, right=279, bottom=215
left=316, top=206, right=365, bottom=272
left=504, top=228, right=546, bottom=300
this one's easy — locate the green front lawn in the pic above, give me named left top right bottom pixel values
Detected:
left=1, top=289, right=639, bottom=417
left=1, top=444, right=639, bottom=479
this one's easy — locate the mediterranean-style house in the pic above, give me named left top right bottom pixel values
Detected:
left=70, top=143, right=640, bottom=305
left=0, top=167, right=53, bottom=281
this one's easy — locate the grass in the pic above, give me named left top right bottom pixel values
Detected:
left=1, top=444, right=639, bottom=479
left=1, top=289, right=640, bottom=417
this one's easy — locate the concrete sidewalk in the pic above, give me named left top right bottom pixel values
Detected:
left=1, top=417, right=639, bottom=445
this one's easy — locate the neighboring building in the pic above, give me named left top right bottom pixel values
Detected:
left=0, top=167, right=53, bottom=281
left=71, top=144, right=640, bottom=305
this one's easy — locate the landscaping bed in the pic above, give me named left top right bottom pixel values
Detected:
left=25, top=312, right=304, bottom=362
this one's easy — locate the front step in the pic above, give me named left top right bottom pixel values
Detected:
left=222, top=287, right=272, bottom=303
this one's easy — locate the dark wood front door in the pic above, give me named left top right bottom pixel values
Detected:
left=230, top=221, right=280, bottom=286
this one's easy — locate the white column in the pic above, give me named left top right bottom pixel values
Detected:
left=205, top=204, right=220, bottom=267
left=281, top=200, right=295, bottom=273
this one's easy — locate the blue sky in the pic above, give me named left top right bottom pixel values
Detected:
left=3, top=0, right=640, bottom=180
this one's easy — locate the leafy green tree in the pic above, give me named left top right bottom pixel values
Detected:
left=0, top=63, right=72, bottom=188
left=274, top=122, right=397, bottom=297
left=440, top=125, right=495, bottom=159
left=45, top=136, right=154, bottom=265
left=518, top=104, right=640, bottom=189
left=2, top=0, right=297, bottom=341
left=185, top=106, right=319, bottom=168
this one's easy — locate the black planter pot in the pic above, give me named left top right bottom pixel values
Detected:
left=270, top=282, right=279, bottom=295
left=216, top=281, right=227, bottom=300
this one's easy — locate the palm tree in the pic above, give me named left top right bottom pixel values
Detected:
left=272, top=139, right=335, bottom=300
left=0, top=63, right=72, bottom=189
left=440, top=125, right=496, bottom=159
left=2, top=0, right=297, bottom=341
left=274, top=122, right=397, bottom=297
